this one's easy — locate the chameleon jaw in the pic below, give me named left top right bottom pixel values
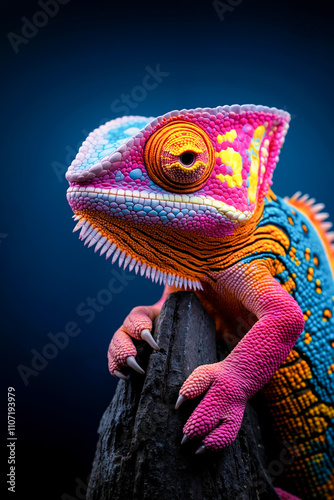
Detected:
left=67, top=186, right=252, bottom=224
left=72, top=214, right=203, bottom=291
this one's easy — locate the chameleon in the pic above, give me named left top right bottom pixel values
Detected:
left=65, top=104, right=334, bottom=499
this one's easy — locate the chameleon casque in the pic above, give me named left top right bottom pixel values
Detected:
left=65, top=104, right=334, bottom=499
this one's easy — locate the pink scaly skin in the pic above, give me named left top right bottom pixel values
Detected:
left=108, top=260, right=304, bottom=458
left=107, top=263, right=304, bottom=500
left=178, top=261, right=304, bottom=453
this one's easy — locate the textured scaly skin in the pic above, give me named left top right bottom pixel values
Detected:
left=66, top=105, right=334, bottom=499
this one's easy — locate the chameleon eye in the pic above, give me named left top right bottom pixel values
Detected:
left=144, top=121, right=215, bottom=193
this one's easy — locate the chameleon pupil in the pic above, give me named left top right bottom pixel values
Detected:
left=180, top=152, right=195, bottom=167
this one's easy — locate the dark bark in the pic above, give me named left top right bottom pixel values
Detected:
left=87, top=291, right=280, bottom=500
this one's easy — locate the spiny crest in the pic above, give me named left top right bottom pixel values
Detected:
left=284, top=192, right=334, bottom=250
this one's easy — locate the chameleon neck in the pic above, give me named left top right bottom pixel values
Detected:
left=75, top=200, right=288, bottom=280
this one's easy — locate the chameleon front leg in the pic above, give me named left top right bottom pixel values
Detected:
left=108, top=285, right=176, bottom=379
left=177, top=260, right=305, bottom=453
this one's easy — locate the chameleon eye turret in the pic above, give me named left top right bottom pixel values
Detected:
left=143, top=121, right=215, bottom=193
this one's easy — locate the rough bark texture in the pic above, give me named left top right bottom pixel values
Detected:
left=87, top=291, right=280, bottom=500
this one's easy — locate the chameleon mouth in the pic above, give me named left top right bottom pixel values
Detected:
left=66, top=186, right=251, bottom=223
left=71, top=213, right=203, bottom=291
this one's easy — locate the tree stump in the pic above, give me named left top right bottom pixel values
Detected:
left=87, top=291, right=280, bottom=500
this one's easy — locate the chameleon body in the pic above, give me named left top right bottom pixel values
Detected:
left=66, top=105, right=334, bottom=499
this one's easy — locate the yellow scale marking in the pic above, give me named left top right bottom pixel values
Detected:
left=215, top=125, right=268, bottom=203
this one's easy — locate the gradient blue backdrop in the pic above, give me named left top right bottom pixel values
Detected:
left=1, top=0, right=333, bottom=498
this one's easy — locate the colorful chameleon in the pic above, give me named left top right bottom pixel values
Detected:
left=66, top=105, right=334, bottom=499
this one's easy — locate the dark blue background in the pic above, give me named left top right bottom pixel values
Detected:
left=1, top=0, right=333, bottom=498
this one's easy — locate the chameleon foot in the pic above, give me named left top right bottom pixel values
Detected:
left=177, top=362, right=248, bottom=451
left=108, top=304, right=161, bottom=379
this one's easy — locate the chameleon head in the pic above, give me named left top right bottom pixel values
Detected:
left=66, top=105, right=290, bottom=287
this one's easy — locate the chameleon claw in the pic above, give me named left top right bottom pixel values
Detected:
left=114, top=370, right=129, bottom=381
left=141, top=329, right=160, bottom=350
left=195, top=445, right=207, bottom=455
left=175, top=394, right=187, bottom=409
left=126, top=356, right=145, bottom=374
left=181, top=434, right=190, bottom=445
